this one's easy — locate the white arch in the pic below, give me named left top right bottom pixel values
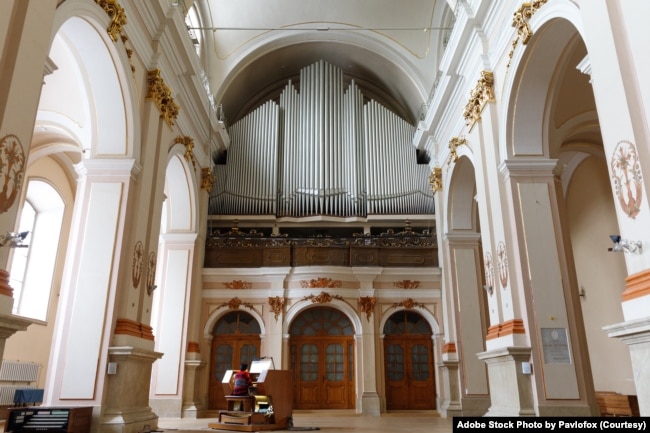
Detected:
left=163, top=150, right=199, bottom=233
left=283, top=299, right=363, bottom=336
left=377, top=307, right=441, bottom=337
left=203, top=308, right=268, bottom=339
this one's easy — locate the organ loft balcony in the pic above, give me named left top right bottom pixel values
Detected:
left=204, top=218, right=437, bottom=268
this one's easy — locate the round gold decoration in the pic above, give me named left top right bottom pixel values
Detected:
left=0, top=134, right=26, bottom=213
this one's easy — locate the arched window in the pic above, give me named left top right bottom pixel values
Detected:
left=10, top=180, right=65, bottom=321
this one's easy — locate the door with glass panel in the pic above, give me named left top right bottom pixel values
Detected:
left=384, top=311, right=435, bottom=410
left=209, top=311, right=261, bottom=410
left=290, top=307, right=355, bottom=409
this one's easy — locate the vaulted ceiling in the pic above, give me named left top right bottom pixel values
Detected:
left=190, top=0, right=455, bottom=125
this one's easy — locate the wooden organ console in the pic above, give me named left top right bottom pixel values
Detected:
left=208, top=360, right=293, bottom=431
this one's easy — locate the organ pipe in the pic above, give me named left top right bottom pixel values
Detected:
left=209, top=60, right=435, bottom=217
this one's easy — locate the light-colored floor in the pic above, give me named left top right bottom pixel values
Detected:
left=158, top=411, right=454, bottom=433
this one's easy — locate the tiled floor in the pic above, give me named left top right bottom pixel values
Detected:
left=158, top=411, right=454, bottom=433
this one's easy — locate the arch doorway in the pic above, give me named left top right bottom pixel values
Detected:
left=209, top=311, right=261, bottom=410
left=383, top=310, right=436, bottom=410
left=289, top=307, right=355, bottom=409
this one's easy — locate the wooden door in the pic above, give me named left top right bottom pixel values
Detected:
left=289, top=307, right=355, bottom=410
left=384, top=311, right=435, bottom=410
left=209, top=312, right=261, bottom=409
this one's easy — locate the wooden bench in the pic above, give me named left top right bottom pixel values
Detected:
left=595, top=392, right=640, bottom=417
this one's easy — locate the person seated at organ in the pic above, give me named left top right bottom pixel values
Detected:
left=232, top=363, right=253, bottom=396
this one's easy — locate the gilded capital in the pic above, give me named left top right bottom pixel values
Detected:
left=146, top=69, right=180, bottom=127
left=201, top=167, right=216, bottom=191
left=448, top=136, right=467, bottom=164
left=463, top=71, right=494, bottom=128
left=176, top=136, right=197, bottom=168
left=508, top=0, right=549, bottom=67
left=95, top=0, right=127, bottom=42
left=428, top=167, right=442, bottom=194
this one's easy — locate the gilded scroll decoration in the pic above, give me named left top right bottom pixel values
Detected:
left=217, top=297, right=257, bottom=312
left=0, top=134, right=26, bottom=213
left=176, top=136, right=197, bottom=169
left=95, top=0, right=127, bottom=42
left=224, top=280, right=252, bottom=290
left=496, top=241, right=509, bottom=288
left=463, top=71, right=495, bottom=128
left=132, top=241, right=144, bottom=288
left=268, top=296, right=285, bottom=321
left=447, top=137, right=467, bottom=165
left=428, top=167, right=442, bottom=194
left=145, top=69, right=179, bottom=127
left=394, top=280, right=420, bottom=289
left=300, top=277, right=342, bottom=289
left=389, top=298, right=425, bottom=310
left=201, top=167, right=216, bottom=191
left=507, top=0, right=549, bottom=68
left=611, top=140, right=643, bottom=219
left=359, top=297, right=376, bottom=321
left=302, top=291, right=345, bottom=304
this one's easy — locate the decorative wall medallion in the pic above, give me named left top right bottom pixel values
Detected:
left=359, top=296, right=376, bottom=321
left=146, top=251, right=157, bottom=295
left=145, top=69, right=179, bottom=127
left=611, top=140, right=643, bottom=219
left=484, top=252, right=495, bottom=296
left=268, top=296, right=285, bottom=321
left=394, top=280, right=420, bottom=289
left=224, top=280, right=252, bottom=290
left=300, top=277, right=342, bottom=288
left=132, top=241, right=144, bottom=288
left=463, top=71, right=494, bottom=128
left=302, top=291, right=344, bottom=304
left=496, top=241, right=509, bottom=288
left=428, top=167, right=442, bottom=193
left=0, top=134, right=26, bottom=213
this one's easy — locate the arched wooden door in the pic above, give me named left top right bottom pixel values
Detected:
left=209, top=311, right=261, bottom=410
left=289, top=307, right=355, bottom=409
left=383, top=310, right=436, bottom=410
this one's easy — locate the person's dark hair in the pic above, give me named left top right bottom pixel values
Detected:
left=240, top=363, right=248, bottom=371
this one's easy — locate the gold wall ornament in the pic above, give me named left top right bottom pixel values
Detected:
left=201, top=167, right=216, bottom=191
left=145, top=69, right=179, bottom=127
left=507, top=0, right=549, bottom=68
left=428, top=167, right=442, bottom=194
left=95, top=0, right=127, bottom=42
left=268, top=296, right=285, bottom=321
left=393, top=280, right=420, bottom=289
left=217, top=297, right=256, bottom=312
left=223, top=280, right=252, bottom=290
left=176, top=136, right=197, bottom=169
left=132, top=241, right=144, bottom=288
left=302, top=291, right=345, bottom=304
left=389, top=298, right=425, bottom=310
left=0, top=134, right=26, bottom=213
left=300, top=277, right=342, bottom=289
left=463, top=71, right=495, bottom=128
left=359, top=296, right=376, bottom=321
left=447, top=137, right=467, bottom=165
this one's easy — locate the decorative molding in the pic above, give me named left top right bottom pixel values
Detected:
left=442, top=342, right=457, bottom=354
left=496, top=241, right=509, bottom=288
left=447, top=136, right=466, bottom=165
left=114, top=318, right=154, bottom=341
left=428, top=167, right=442, bottom=193
left=0, top=134, right=26, bottom=213
left=393, top=280, right=420, bottom=289
left=268, top=296, right=285, bottom=321
left=507, top=0, right=549, bottom=68
left=611, top=140, right=643, bottom=219
left=223, top=280, right=252, bottom=290
left=463, top=71, right=494, bottom=128
left=176, top=136, right=197, bottom=169
left=486, top=318, right=526, bottom=340
left=0, top=269, right=13, bottom=297
left=217, top=297, right=257, bottom=313
left=201, top=167, right=216, bottom=190
left=94, top=0, right=127, bottom=42
left=145, top=69, right=179, bottom=127
left=389, top=298, right=426, bottom=310
left=359, top=296, right=376, bottom=321
left=146, top=251, right=157, bottom=295
left=187, top=342, right=200, bottom=353
left=132, top=241, right=144, bottom=288
left=302, top=291, right=344, bottom=304
left=300, top=277, right=342, bottom=289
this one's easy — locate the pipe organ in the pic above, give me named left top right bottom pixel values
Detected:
left=210, top=60, right=435, bottom=217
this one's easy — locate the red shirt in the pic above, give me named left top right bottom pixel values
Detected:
left=232, top=370, right=252, bottom=395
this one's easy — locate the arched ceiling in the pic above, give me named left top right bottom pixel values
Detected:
left=194, top=0, right=454, bottom=125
